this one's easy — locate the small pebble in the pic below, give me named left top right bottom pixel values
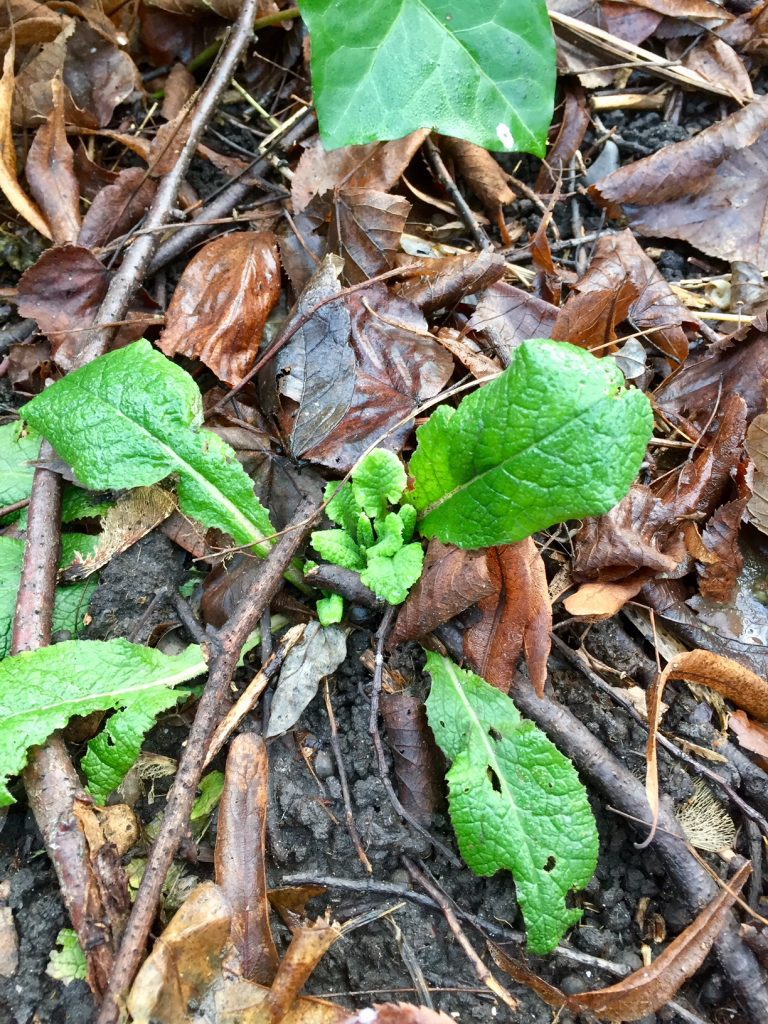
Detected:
left=314, top=751, right=335, bottom=779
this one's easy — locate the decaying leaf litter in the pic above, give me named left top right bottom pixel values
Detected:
left=0, top=1, right=767, bottom=1022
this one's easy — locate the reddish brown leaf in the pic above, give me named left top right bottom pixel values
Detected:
left=391, top=539, right=495, bottom=646
left=468, top=281, right=557, bottom=365
left=434, top=327, right=501, bottom=379
left=464, top=540, right=552, bottom=697
left=160, top=232, right=282, bottom=386
left=78, top=168, right=157, bottom=250
left=491, top=861, right=750, bottom=1021
left=301, top=283, right=453, bottom=472
left=681, top=35, right=753, bottom=104
left=552, top=279, right=636, bottom=355
left=729, top=709, right=768, bottom=761
left=292, top=130, right=428, bottom=213
left=563, top=576, right=650, bottom=618
left=215, top=733, right=279, bottom=984
left=441, top=137, right=515, bottom=220
left=590, top=94, right=768, bottom=265
left=746, top=409, right=768, bottom=536
left=25, top=77, right=80, bottom=245
left=160, top=61, right=196, bottom=120
left=380, top=692, right=445, bottom=824
left=536, top=84, right=590, bottom=193
left=327, top=188, right=411, bottom=284
left=555, top=230, right=695, bottom=364
left=693, top=498, right=747, bottom=602
left=396, top=251, right=505, bottom=313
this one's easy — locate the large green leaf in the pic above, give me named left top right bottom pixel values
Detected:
left=410, top=340, right=653, bottom=548
left=0, top=422, right=40, bottom=510
left=425, top=652, right=598, bottom=953
left=299, top=0, right=555, bottom=155
left=23, top=341, right=274, bottom=554
left=0, top=638, right=207, bottom=804
left=0, top=536, right=96, bottom=660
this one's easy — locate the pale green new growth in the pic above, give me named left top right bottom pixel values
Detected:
left=425, top=652, right=599, bottom=954
left=298, top=0, right=555, bottom=155
left=23, top=340, right=275, bottom=555
left=410, top=340, right=653, bottom=549
left=47, top=930, right=87, bottom=984
left=316, top=592, right=344, bottom=626
left=0, top=638, right=207, bottom=804
left=313, top=450, right=423, bottom=606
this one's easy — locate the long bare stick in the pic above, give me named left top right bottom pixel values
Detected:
left=82, top=0, right=261, bottom=365
left=96, top=499, right=320, bottom=1024
left=14, top=444, right=123, bottom=995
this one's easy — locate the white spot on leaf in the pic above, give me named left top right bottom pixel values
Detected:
left=496, top=123, right=515, bottom=149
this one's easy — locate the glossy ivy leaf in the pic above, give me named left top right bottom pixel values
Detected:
left=352, top=449, right=406, bottom=520
left=311, top=529, right=365, bottom=571
left=0, top=536, right=96, bottom=660
left=299, top=0, right=555, bottom=155
left=82, top=686, right=191, bottom=804
left=361, top=543, right=424, bottom=605
left=0, top=638, right=207, bottom=804
left=410, top=340, right=653, bottom=549
left=0, top=422, right=40, bottom=510
left=425, top=652, right=598, bottom=953
left=23, top=341, right=274, bottom=554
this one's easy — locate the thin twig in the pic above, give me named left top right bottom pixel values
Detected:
left=0, top=497, right=29, bottom=519
left=14, top=443, right=124, bottom=995
left=96, top=499, right=320, bottom=1024
left=403, top=857, right=519, bottom=1011
left=324, top=679, right=373, bottom=874
left=84, top=0, right=262, bottom=365
left=423, top=137, right=493, bottom=251
left=369, top=609, right=462, bottom=868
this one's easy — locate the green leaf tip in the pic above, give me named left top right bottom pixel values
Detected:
left=410, top=339, right=653, bottom=549
left=298, top=0, right=555, bottom=155
left=23, top=340, right=274, bottom=554
left=425, top=652, right=598, bottom=953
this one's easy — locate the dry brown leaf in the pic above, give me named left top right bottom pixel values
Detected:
left=0, top=41, right=51, bottom=238
left=434, top=327, right=501, bottom=379
left=693, top=498, right=747, bottom=602
left=25, top=76, right=79, bottom=245
left=591, top=94, right=768, bottom=265
left=563, top=577, right=650, bottom=618
left=326, top=188, right=411, bottom=284
left=536, top=83, right=590, bottom=193
left=464, top=541, right=552, bottom=697
left=216, top=980, right=349, bottom=1024
left=161, top=62, right=197, bottom=120
left=553, top=278, right=636, bottom=355
left=78, top=166, right=157, bottom=250
left=381, top=692, right=445, bottom=824
left=746, top=409, right=768, bottom=535
left=126, top=882, right=232, bottom=1024
left=681, top=35, right=753, bottom=103
left=160, top=232, right=282, bottom=386
left=215, top=734, right=279, bottom=985
left=292, top=131, right=428, bottom=213
left=441, top=137, right=515, bottom=219
left=144, top=0, right=268, bottom=17
left=260, top=917, right=344, bottom=1024
left=61, top=487, right=175, bottom=582
left=729, top=709, right=768, bottom=760
left=468, top=281, right=557, bottom=365
left=391, top=539, right=495, bottom=646
left=396, top=250, right=505, bottom=313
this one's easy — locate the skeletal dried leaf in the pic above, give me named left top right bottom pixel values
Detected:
left=676, top=779, right=736, bottom=853
left=160, top=232, right=282, bottom=386
left=464, top=541, right=552, bottom=697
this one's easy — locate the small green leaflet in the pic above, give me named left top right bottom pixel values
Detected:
left=425, top=653, right=598, bottom=954
left=191, top=770, right=226, bottom=823
left=0, top=638, right=207, bottom=804
left=410, top=340, right=653, bottom=549
left=298, top=0, right=555, bottom=155
left=0, top=422, right=40, bottom=511
left=46, top=930, right=87, bottom=984
left=23, top=341, right=274, bottom=554
left=0, top=536, right=96, bottom=660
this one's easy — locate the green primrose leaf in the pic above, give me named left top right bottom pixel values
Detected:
left=0, top=536, right=95, bottom=660
left=410, top=340, right=653, bottom=549
left=0, top=638, right=207, bottom=804
left=311, top=529, right=365, bottom=571
left=425, top=652, right=598, bottom=953
left=360, top=542, right=424, bottom=605
left=357, top=513, right=375, bottom=550
left=398, top=503, right=417, bottom=543
left=23, top=341, right=274, bottom=554
left=61, top=486, right=114, bottom=523
left=46, top=930, right=87, bottom=984
left=325, top=479, right=360, bottom=538
left=352, top=449, right=406, bottom=520
left=317, top=592, right=344, bottom=626
left=368, top=512, right=404, bottom=558
left=298, top=0, right=555, bottom=155
left=0, top=422, right=40, bottom=512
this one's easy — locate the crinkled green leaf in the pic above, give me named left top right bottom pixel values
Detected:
left=311, top=529, right=365, bottom=570
left=23, top=341, right=274, bottom=554
left=425, top=652, right=598, bottom=953
left=410, top=340, right=653, bottom=549
left=360, top=542, right=424, bottom=605
left=368, top=512, right=404, bottom=558
left=398, top=503, right=417, bottom=543
left=0, top=638, right=207, bottom=804
left=357, top=513, right=375, bottom=550
left=352, top=449, right=406, bottom=519
left=61, top=486, right=113, bottom=523
left=0, top=536, right=96, bottom=660
left=82, top=686, right=191, bottom=804
left=0, top=422, right=40, bottom=510
left=317, top=592, right=344, bottom=626
left=46, top=930, right=87, bottom=984
left=299, top=0, right=555, bottom=155
left=325, top=479, right=359, bottom=538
